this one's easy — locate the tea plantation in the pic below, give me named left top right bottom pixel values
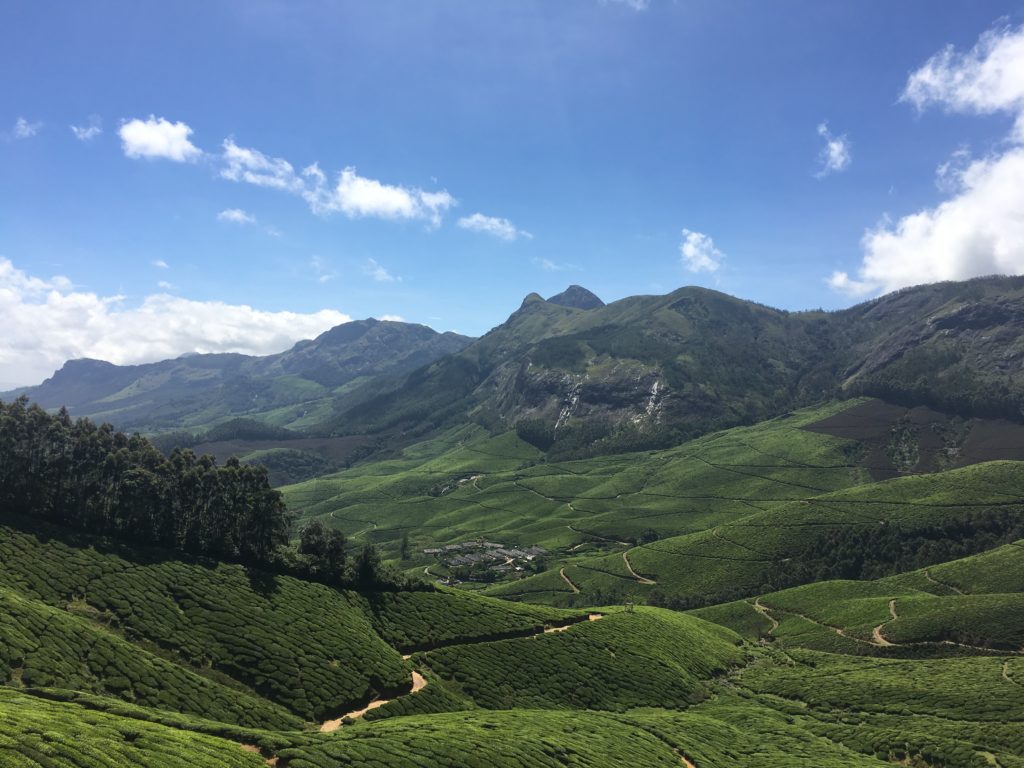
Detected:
left=414, top=608, right=743, bottom=712
left=4, top=397, right=1024, bottom=766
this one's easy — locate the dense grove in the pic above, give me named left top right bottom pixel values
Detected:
left=0, top=398, right=288, bottom=564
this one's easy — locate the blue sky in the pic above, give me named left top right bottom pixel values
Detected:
left=3, top=1, right=1024, bottom=386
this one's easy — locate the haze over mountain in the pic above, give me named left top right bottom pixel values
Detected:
left=4, top=319, right=471, bottom=432
left=12, top=277, right=1024, bottom=464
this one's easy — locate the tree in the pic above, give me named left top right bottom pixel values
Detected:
left=399, top=530, right=410, bottom=561
left=355, top=542, right=382, bottom=586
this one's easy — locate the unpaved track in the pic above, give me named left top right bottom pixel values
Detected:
left=752, top=599, right=779, bottom=635
left=323, top=614, right=606, bottom=731
left=321, top=671, right=428, bottom=732
left=1004, top=661, right=1022, bottom=687
left=924, top=569, right=966, bottom=595
left=622, top=551, right=657, bottom=585
left=871, top=599, right=898, bottom=647
left=560, top=567, right=581, bottom=593
left=544, top=614, right=604, bottom=633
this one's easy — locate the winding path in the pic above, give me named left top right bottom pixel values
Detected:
left=560, top=567, right=581, bottom=594
left=622, top=551, right=657, bottom=585
left=752, top=599, right=780, bottom=635
left=870, top=599, right=898, bottom=647
left=320, top=671, right=428, bottom=732
left=924, top=569, right=966, bottom=595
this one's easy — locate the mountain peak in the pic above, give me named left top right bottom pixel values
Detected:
left=519, top=292, right=546, bottom=309
left=546, top=285, right=604, bottom=310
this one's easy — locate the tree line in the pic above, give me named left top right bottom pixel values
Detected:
left=0, top=397, right=290, bottom=563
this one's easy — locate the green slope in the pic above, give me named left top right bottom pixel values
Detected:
left=493, top=458, right=1024, bottom=606
left=413, top=608, right=743, bottom=712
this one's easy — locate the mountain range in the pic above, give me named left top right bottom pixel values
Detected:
left=8, top=275, right=1024, bottom=464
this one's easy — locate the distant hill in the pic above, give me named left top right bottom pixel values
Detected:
left=4, top=319, right=472, bottom=433
left=329, top=276, right=1024, bottom=455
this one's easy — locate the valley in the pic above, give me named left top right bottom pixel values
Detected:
left=4, top=277, right=1024, bottom=767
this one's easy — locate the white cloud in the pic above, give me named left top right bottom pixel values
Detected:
left=310, top=255, right=337, bottom=284
left=11, top=117, right=42, bottom=139
left=305, top=166, right=455, bottom=226
left=219, top=140, right=455, bottom=226
left=815, top=121, right=851, bottom=177
left=157, top=280, right=173, bottom=290
left=457, top=212, right=532, bottom=241
left=603, top=0, right=649, bottom=10
left=829, top=146, right=1024, bottom=296
left=0, top=258, right=350, bottom=387
left=365, top=258, right=399, bottom=283
left=119, top=116, right=201, bottom=162
left=217, top=208, right=256, bottom=225
left=221, top=139, right=303, bottom=192
left=902, top=23, right=1024, bottom=139
left=830, top=24, right=1024, bottom=297
left=679, top=229, right=723, bottom=273
left=152, top=259, right=169, bottom=269
left=532, top=257, right=577, bottom=272
left=70, top=115, right=102, bottom=141
left=379, top=314, right=405, bottom=322
left=935, top=146, right=972, bottom=192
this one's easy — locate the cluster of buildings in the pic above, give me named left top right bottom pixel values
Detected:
left=423, top=540, right=547, bottom=577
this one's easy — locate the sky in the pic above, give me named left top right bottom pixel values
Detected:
left=3, top=0, right=1024, bottom=387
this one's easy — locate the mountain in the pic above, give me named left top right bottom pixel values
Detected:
left=330, top=276, right=1024, bottom=456
left=4, top=319, right=472, bottom=432
left=546, top=284, right=605, bottom=309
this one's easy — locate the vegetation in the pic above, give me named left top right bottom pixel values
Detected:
left=8, top=275, right=1024, bottom=766
left=0, top=517, right=409, bottom=721
left=415, top=609, right=743, bottom=712
left=0, top=398, right=289, bottom=564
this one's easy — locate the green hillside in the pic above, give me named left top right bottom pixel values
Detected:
left=488, top=458, right=1024, bottom=607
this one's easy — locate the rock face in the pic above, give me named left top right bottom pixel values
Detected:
left=546, top=285, right=605, bottom=310
left=339, top=276, right=1024, bottom=454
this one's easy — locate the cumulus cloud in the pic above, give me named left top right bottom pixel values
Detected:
left=70, top=115, right=102, bottom=141
left=219, top=139, right=455, bottom=226
left=379, top=314, right=405, bottom=322
left=679, top=229, right=723, bottom=273
left=457, top=213, right=532, bottom=241
left=152, top=259, right=169, bottom=269
left=829, top=24, right=1024, bottom=296
left=364, top=258, right=399, bottom=283
left=902, top=22, right=1024, bottom=139
left=816, top=121, right=852, bottom=177
left=0, top=258, right=350, bottom=388
left=217, top=208, right=256, bottom=225
left=10, top=117, right=42, bottom=139
left=119, top=116, right=201, bottom=162
left=305, top=165, right=455, bottom=226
